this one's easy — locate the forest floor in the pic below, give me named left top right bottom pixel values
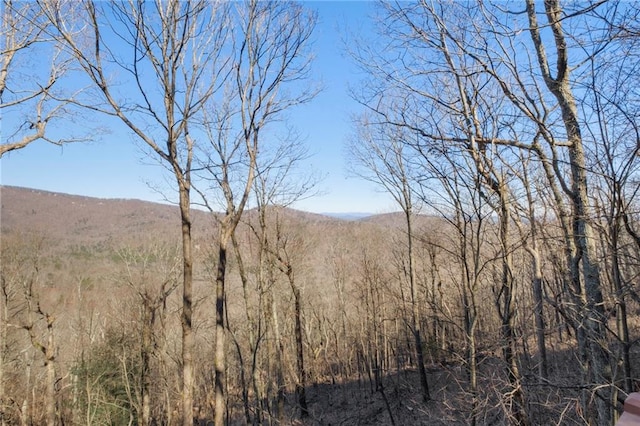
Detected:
left=225, top=344, right=636, bottom=426
left=300, top=367, right=469, bottom=425
left=225, top=362, right=512, bottom=425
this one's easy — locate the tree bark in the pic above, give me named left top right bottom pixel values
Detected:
left=292, top=283, right=308, bottom=417
left=214, top=231, right=229, bottom=426
left=44, top=314, right=56, bottom=426
left=526, top=1, right=610, bottom=422
left=178, top=184, right=194, bottom=426
left=496, top=182, right=529, bottom=426
left=0, top=273, right=7, bottom=426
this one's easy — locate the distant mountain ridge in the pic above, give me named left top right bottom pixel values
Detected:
left=1, top=187, right=451, bottom=241
left=1, top=187, right=398, bottom=244
left=0, top=186, right=384, bottom=225
left=321, top=212, right=373, bottom=221
left=1, top=185, right=186, bottom=246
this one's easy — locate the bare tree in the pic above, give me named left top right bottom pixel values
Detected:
left=353, top=248, right=395, bottom=425
left=23, top=287, right=57, bottom=426
left=580, top=10, right=640, bottom=400
left=511, top=151, right=549, bottom=381
left=269, top=218, right=310, bottom=418
left=418, top=149, right=493, bottom=426
left=117, top=243, right=181, bottom=426
left=193, top=2, right=317, bottom=424
left=349, top=1, right=640, bottom=423
left=0, top=0, right=82, bottom=157
left=524, top=4, right=609, bottom=418
left=42, top=2, right=231, bottom=424
left=349, top=116, right=431, bottom=402
left=238, top=132, right=317, bottom=422
left=0, top=235, right=58, bottom=426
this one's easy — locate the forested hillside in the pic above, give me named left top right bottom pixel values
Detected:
left=2, top=1, right=640, bottom=425
left=2, top=185, right=639, bottom=425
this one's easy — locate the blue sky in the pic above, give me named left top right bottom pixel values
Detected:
left=1, top=1, right=397, bottom=215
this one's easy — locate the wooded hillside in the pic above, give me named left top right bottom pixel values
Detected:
left=2, top=1, right=640, bottom=425
left=2, top=185, right=639, bottom=425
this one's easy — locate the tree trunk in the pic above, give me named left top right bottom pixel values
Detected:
left=526, top=1, right=610, bottom=421
left=232, top=233, right=259, bottom=423
left=610, top=217, right=632, bottom=394
left=270, top=293, right=285, bottom=423
left=141, top=299, right=152, bottom=426
left=178, top=185, right=194, bottom=426
left=463, top=289, right=478, bottom=426
left=530, top=249, right=548, bottom=380
left=214, top=232, right=229, bottom=426
left=496, top=182, right=529, bottom=426
left=520, top=165, right=548, bottom=380
left=0, top=276, right=7, bottom=426
left=44, top=315, right=56, bottom=426
left=291, top=278, right=308, bottom=417
left=406, top=209, right=430, bottom=402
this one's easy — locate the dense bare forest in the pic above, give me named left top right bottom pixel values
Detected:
left=2, top=1, right=640, bottom=425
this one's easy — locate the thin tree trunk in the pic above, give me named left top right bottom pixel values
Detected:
left=406, top=210, right=430, bottom=402
left=497, top=183, right=529, bottom=426
left=231, top=233, right=258, bottom=423
left=178, top=185, right=194, bottom=426
left=270, top=293, right=285, bottom=423
left=530, top=249, right=548, bottom=380
left=141, top=302, right=151, bottom=426
left=231, top=332, right=251, bottom=424
left=0, top=277, right=7, bottom=426
left=214, top=232, right=229, bottom=426
left=610, top=220, right=632, bottom=393
left=291, top=282, right=308, bottom=417
left=44, top=314, right=56, bottom=426
left=463, top=290, right=478, bottom=426
left=519, top=163, right=548, bottom=380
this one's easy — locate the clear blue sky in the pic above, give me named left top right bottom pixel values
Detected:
left=0, top=1, right=396, bottom=215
